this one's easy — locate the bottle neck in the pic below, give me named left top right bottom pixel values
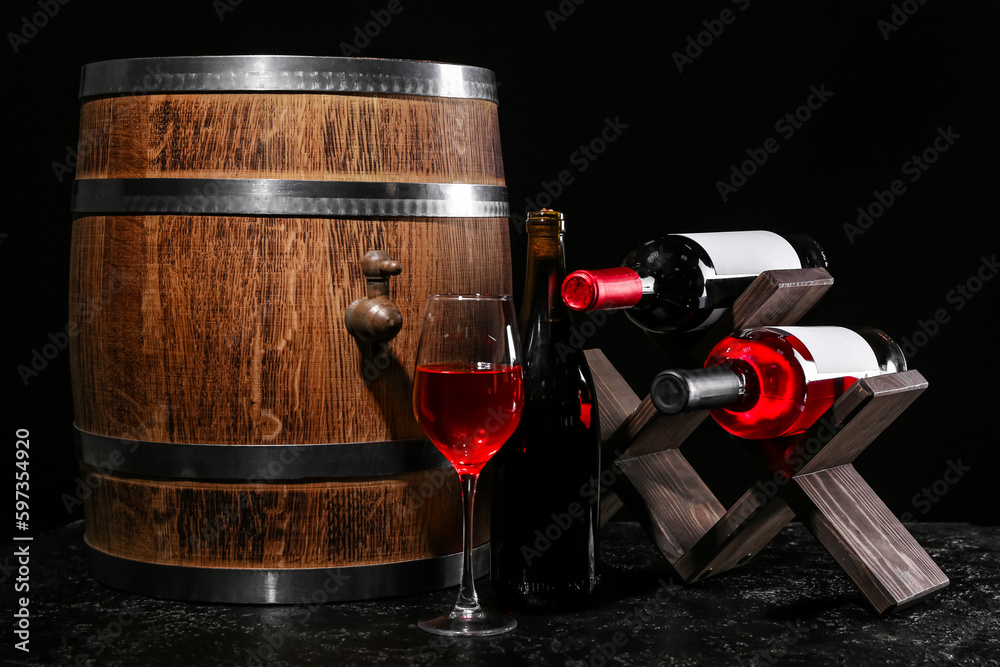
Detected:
left=651, top=366, right=745, bottom=414
left=562, top=268, right=643, bottom=312
left=521, top=227, right=570, bottom=329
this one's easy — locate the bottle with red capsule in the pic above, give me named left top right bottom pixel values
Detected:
left=650, top=325, right=906, bottom=439
left=561, top=231, right=827, bottom=333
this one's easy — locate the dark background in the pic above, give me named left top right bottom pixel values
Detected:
left=2, top=0, right=997, bottom=538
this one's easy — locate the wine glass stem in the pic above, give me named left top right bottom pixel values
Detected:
left=455, top=471, right=481, bottom=614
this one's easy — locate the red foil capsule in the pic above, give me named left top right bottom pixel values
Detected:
left=561, top=268, right=643, bottom=311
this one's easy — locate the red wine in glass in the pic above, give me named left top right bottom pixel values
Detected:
left=412, top=295, right=522, bottom=637
left=413, top=362, right=522, bottom=476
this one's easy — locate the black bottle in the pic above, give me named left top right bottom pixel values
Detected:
left=562, top=230, right=828, bottom=333
left=490, top=210, right=601, bottom=610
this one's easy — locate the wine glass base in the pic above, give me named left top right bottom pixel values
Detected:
left=417, top=607, right=517, bottom=637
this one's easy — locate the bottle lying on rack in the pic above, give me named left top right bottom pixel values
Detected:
left=561, top=231, right=828, bottom=333
left=491, top=209, right=601, bottom=611
left=650, top=326, right=905, bottom=439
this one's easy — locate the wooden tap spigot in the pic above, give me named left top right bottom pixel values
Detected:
left=345, top=250, right=404, bottom=343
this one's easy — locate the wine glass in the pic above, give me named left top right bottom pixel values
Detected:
left=412, top=294, right=523, bottom=636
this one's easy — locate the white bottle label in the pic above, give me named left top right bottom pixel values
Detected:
left=768, top=326, right=880, bottom=377
left=676, top=231, right=802, bottom=278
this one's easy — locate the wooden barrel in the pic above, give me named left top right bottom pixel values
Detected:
left=68, top=56, right=511, bottom=603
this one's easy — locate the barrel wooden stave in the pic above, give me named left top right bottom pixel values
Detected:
left=69, top=214, right=511, bottom=445
left=76, top=93, right=504, bottom=184
left=81, top=467, right=490, bottom=568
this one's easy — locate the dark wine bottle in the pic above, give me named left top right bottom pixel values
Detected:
left=491, top=210, right=600, bottom=610
left=650, top=326, right=906, bottom=439
left=561, top=231, right=827, bottom=333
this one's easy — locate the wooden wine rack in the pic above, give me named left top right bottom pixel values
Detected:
left=587, top=268, right=949, bottom=614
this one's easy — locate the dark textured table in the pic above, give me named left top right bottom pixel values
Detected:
left=6, top=521, right=998, bottom=666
